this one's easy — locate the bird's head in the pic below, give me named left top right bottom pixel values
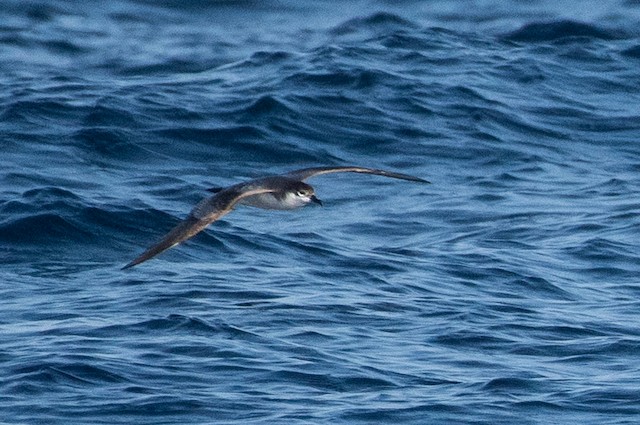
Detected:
left=290, top=182, right=322, bottom=207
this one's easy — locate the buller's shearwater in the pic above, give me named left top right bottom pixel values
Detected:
left=123, top=166, right=428, bottom=269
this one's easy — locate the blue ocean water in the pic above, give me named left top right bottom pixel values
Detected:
left=2, top=0, right=640, bottom=423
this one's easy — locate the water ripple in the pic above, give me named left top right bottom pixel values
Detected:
left=2, top=1, right=640, bottom=424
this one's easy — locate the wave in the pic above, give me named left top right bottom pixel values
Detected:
left=504, top=20, right=623, bottom=42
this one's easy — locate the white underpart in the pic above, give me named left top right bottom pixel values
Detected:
left=239, top=191, right=310, bottom=210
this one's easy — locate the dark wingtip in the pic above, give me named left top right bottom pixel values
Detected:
left=121, top=259, right=140, bottom=270
left=401, top=175, right=430, bottom=184
left=389, top=173, right=430, bottom=184
left=370, top=169, right=430, bottom=184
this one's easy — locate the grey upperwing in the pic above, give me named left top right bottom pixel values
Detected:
left=284, top=166, right=429, bottom=183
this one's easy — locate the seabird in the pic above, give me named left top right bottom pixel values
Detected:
left=122, top=166, right=428, bottom=269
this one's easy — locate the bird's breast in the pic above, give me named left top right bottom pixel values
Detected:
left=239, top=192, right=301, bottom=210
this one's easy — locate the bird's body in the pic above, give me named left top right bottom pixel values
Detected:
left=215, top=176, right=320, bottom=210
left=122, top=166, right=428, bottom=269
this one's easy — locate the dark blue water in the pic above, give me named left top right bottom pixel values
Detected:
left=2, top=0, right=640, bottom=423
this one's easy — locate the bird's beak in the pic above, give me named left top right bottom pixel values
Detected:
left=310, top=195, right=323, bottom=206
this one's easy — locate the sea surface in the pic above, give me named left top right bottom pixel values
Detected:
left=1, top=0, right=640, bottom=424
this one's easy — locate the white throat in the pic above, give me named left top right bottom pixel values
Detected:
left=279, top=191, right=312, bottom=209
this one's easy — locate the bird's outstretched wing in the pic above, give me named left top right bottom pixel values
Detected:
left=284, top=166, right=429, bottom=183
left=206, top=166, right=429, bottom=192
left=122, top=185, right=278, bottom=269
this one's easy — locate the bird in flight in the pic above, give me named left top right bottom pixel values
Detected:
left=122, top=166, right=429, bottom=269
